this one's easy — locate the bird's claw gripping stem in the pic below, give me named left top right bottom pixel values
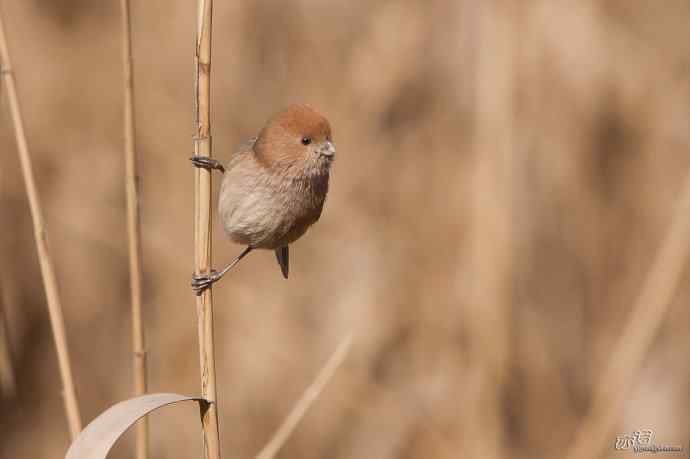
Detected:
left=191, top=269, right=219, bottom=296
left=190, top=156, right=225, bottom=173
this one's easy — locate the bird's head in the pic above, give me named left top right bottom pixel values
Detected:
left=254, top=104, right=335, bottom=175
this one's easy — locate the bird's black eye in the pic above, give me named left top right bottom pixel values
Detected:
left=301, top=137, right=312, bottom=145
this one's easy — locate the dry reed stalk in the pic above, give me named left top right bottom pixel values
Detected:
left=0, top=8, right=82, bottom=439
left=0, top=287, right=16, bottom=398
left=565, top=169, right=690, bottom=459
left=0, top=99, right=15, bottom=399
left=118, top=1, right=148, bottom=458
left=256, top=335, right=352, bottom=459
left=193, top=1, right=221, bottom=458
left=462, top=2, right=516, bottom=458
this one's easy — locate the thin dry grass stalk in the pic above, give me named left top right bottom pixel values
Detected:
left=118, top=1, right=148, bottom=458
left=0, top=288, right=16, bottom=398
left=256, top=335, right=352, bottom=459
left=0, top=113, right=16, bottom=399
left=193, top=1, right=221, bottom=458
left=462, top=2, right=515, bottom=458
left=566, top=170, right=690, bottom=459
left=0, top=7, right=82, bottom=439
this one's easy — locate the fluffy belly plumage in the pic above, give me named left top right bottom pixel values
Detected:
left=218, top=166, right=327, bottom=250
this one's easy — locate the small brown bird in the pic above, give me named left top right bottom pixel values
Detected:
left=190, top=104, right=335, bottom=294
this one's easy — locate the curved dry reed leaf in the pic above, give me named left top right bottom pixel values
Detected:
left=65, top=393, right=207, bottom=459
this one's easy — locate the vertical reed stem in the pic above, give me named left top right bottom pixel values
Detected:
left=0, top=8, right=82, bottom=439
left=463, top=2, right=515, bottom=458
left=0, top=83, right=16, bottom=400
left=119, top=1, right=148, bottom=458
left=0, top=287, right=16, bottom=398
left=193, top=1, right=221, bottom=458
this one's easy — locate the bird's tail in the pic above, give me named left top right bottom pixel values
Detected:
left=275, top=246, right=289, bottom=279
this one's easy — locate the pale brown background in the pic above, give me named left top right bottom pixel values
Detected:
left=0, top=1, right=689, bottom=458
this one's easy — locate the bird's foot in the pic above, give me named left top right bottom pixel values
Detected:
left=191, top=269, right=220, bottom=296
left=190, top=156, right=225, bottom=173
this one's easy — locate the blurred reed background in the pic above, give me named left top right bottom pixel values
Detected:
left=0, top=1, right=689, bottom=458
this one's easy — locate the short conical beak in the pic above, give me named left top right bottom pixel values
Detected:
left=320, top=140, right=336, bottom=158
